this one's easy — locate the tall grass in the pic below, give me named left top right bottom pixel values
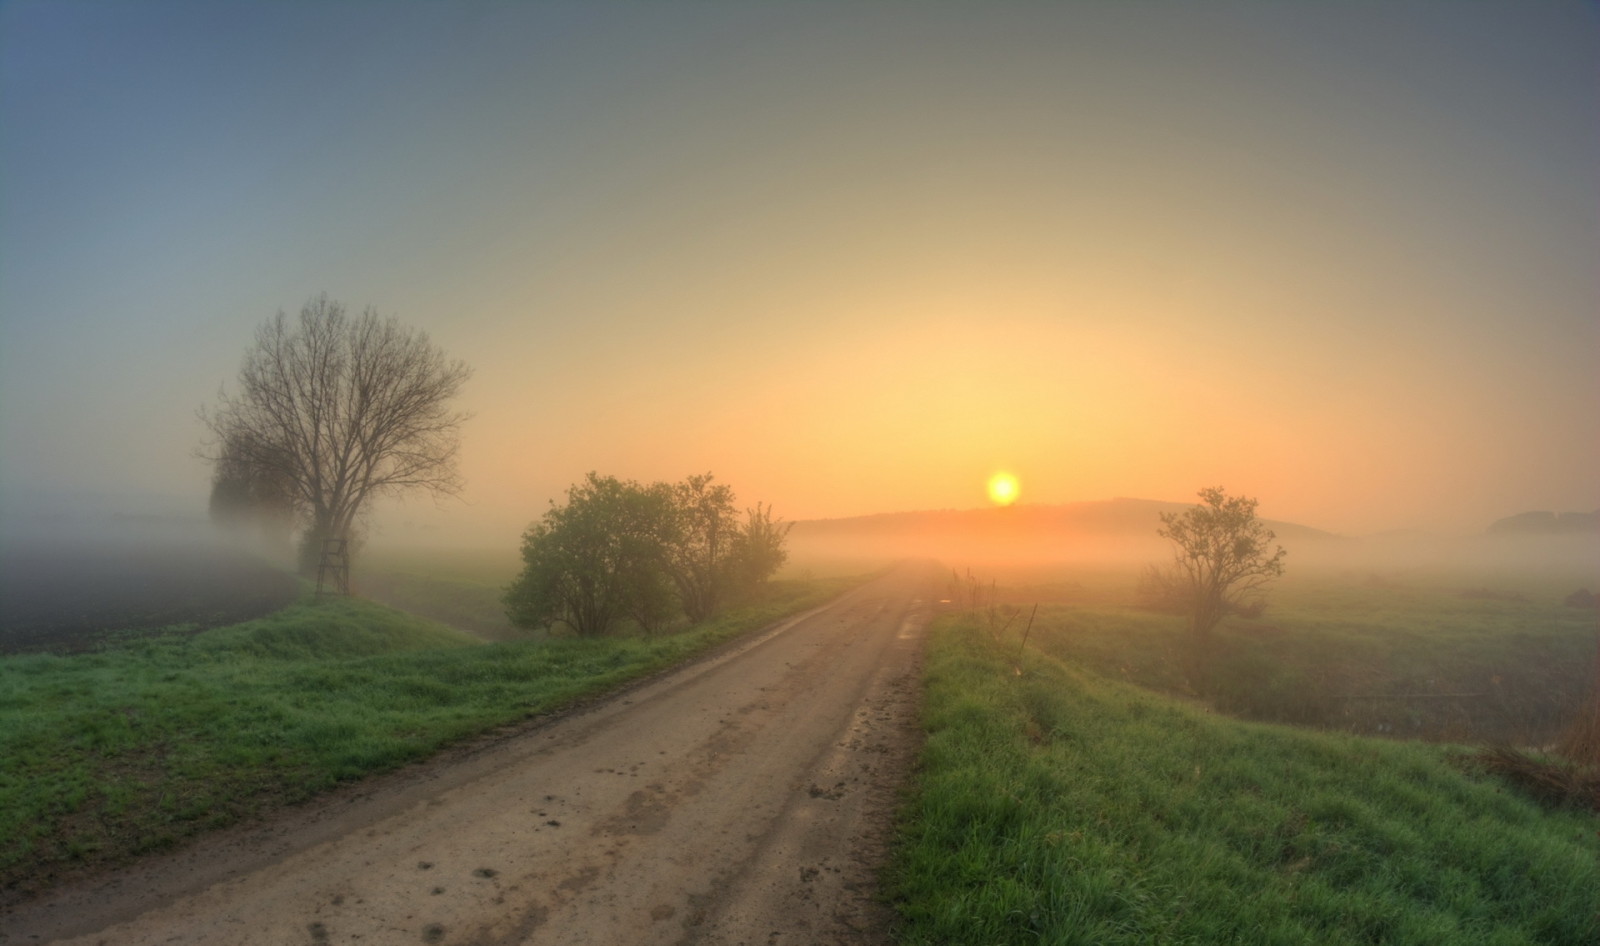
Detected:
left=890, top=615, right=1600, bottom=945
left=0, top=577, right=851, bottom=897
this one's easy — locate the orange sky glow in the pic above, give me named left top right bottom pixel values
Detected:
left=1, top=3, right=1595, bottom=549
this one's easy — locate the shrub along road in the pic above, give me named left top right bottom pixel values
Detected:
left=4, top=562, right=938, bottom=946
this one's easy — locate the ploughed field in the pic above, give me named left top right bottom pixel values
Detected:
left=0, top=540, right=297, bottom=655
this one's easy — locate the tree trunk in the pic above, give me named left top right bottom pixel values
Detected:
left=1187, top=595, right=1224, bottom=694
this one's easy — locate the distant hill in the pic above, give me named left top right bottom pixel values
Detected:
left=793, top=497, right=1340, bottom=540
left=786, top=498, right=1341, bottom=565
left=1486, top=509, right=1600, bottom=536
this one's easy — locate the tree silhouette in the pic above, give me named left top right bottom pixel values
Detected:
left=1158, top=487, right=1286, bottom=691
left=202, top=295, right=470, bottom=580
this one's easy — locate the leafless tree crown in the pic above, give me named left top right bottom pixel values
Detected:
left=201, top=295, right=471, bottom=569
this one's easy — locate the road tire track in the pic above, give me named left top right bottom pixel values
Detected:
left=4, top=562, right=937, bottom=945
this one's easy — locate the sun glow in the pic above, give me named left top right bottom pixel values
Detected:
left=987, top=471, right=1020, bottom=507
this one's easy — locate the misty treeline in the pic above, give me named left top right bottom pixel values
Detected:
left=202, top=295, right=471, bottom=579
left=504, top=472, right=791, bottom=637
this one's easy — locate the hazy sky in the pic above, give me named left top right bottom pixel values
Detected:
left=2, top=0, right=1596, bottom=546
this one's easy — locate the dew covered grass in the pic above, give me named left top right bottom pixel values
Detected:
left=0, top=576, right=853, bottom=896
left=964, top=568, right=1596, bottom=742
left=890, top=614, right=1600, bottom=945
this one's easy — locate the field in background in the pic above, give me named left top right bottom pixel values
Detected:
left=890, top=615, right=1600, bottom=945
left=0, top=539, right=297, bottom=655
left=0, top=571, right=863, bottom=901
left=359, top=546, right=525, bottom=640
left=943, top=554, right=1598, bottom=746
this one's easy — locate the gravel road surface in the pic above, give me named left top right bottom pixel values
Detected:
left=4, top=561, right=936, bottom=945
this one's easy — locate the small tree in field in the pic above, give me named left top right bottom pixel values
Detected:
left=1157, top=487, right=1286, bottom=691
left=201, top=295, right=470, bottom=581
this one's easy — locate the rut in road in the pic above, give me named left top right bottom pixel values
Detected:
left=4, top=561, right=938, bottom=946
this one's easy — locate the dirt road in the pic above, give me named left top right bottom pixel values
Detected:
left=4, top=562, right=938, bottom=946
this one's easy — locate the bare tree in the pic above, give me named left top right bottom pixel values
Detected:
left=1157, top=487, right=1286, bottom=690
left=201, top=295, right=470, bottom=579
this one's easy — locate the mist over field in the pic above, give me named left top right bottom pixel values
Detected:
left=1, top=1, right=1595, bottom=556
left=0, top=486, right=297, bottom=654
left=3, top=9, right=1598, bottom=936
left=0, top=0, right=1596, bottom=769
left=782, top=499, right=1600, bottom=584
left=3, top=468, right=1597, bottom=654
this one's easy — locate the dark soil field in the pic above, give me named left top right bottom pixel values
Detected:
left=0, top=539, right=296, bottom=655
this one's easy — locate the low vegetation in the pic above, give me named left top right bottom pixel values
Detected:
left=0, top=574, right=853, bottom=899
left=891, top=614, right=1600, bottom=945
left=359, top=547, right=525, bottom=640
left=959, top=568, right=1595, bottom=745
left=506, top=472, right=791, bottom=636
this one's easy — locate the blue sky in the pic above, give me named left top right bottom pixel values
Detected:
left=2, top=1, right=1596, bottom=545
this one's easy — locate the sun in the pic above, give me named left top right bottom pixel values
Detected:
left=986, top=471, right=1020, bottom=507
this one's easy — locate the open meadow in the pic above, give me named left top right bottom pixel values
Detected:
left=891, top=547, right=1600, bottom=944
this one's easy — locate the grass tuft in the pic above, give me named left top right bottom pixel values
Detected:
left=1555, top=687, right=1600, bottom=767
left=1470, top=745, right=1600, bottom=813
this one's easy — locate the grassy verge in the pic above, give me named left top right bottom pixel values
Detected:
left=357, top=547, right=526, bottom=640
left=890, top=614, right=1600, bottom=945
left=0, top=575, right=856, bottom=898
left=965, top=570, right=1596, bottom=743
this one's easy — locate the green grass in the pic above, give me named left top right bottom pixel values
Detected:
left=357, top=547, right=526, bottom=639
left=970, top=569, right=1597, bottom=743
left=0, top=575, right=855, bottom=896
left=890, top=614, right=1600, bottom=945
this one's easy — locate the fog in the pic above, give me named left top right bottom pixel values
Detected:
left=0, top=485, right=299, bottom=654
left=781, top=501, right=1600, bottom=590
left=0, top=2, right=1595, bottom=642
left=2, top=2, right=1596, bottom=561
left=2, top=462, right=1595, bottom=661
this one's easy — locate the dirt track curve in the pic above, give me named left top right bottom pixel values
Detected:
left=3, top=561, right=938, bottom=946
